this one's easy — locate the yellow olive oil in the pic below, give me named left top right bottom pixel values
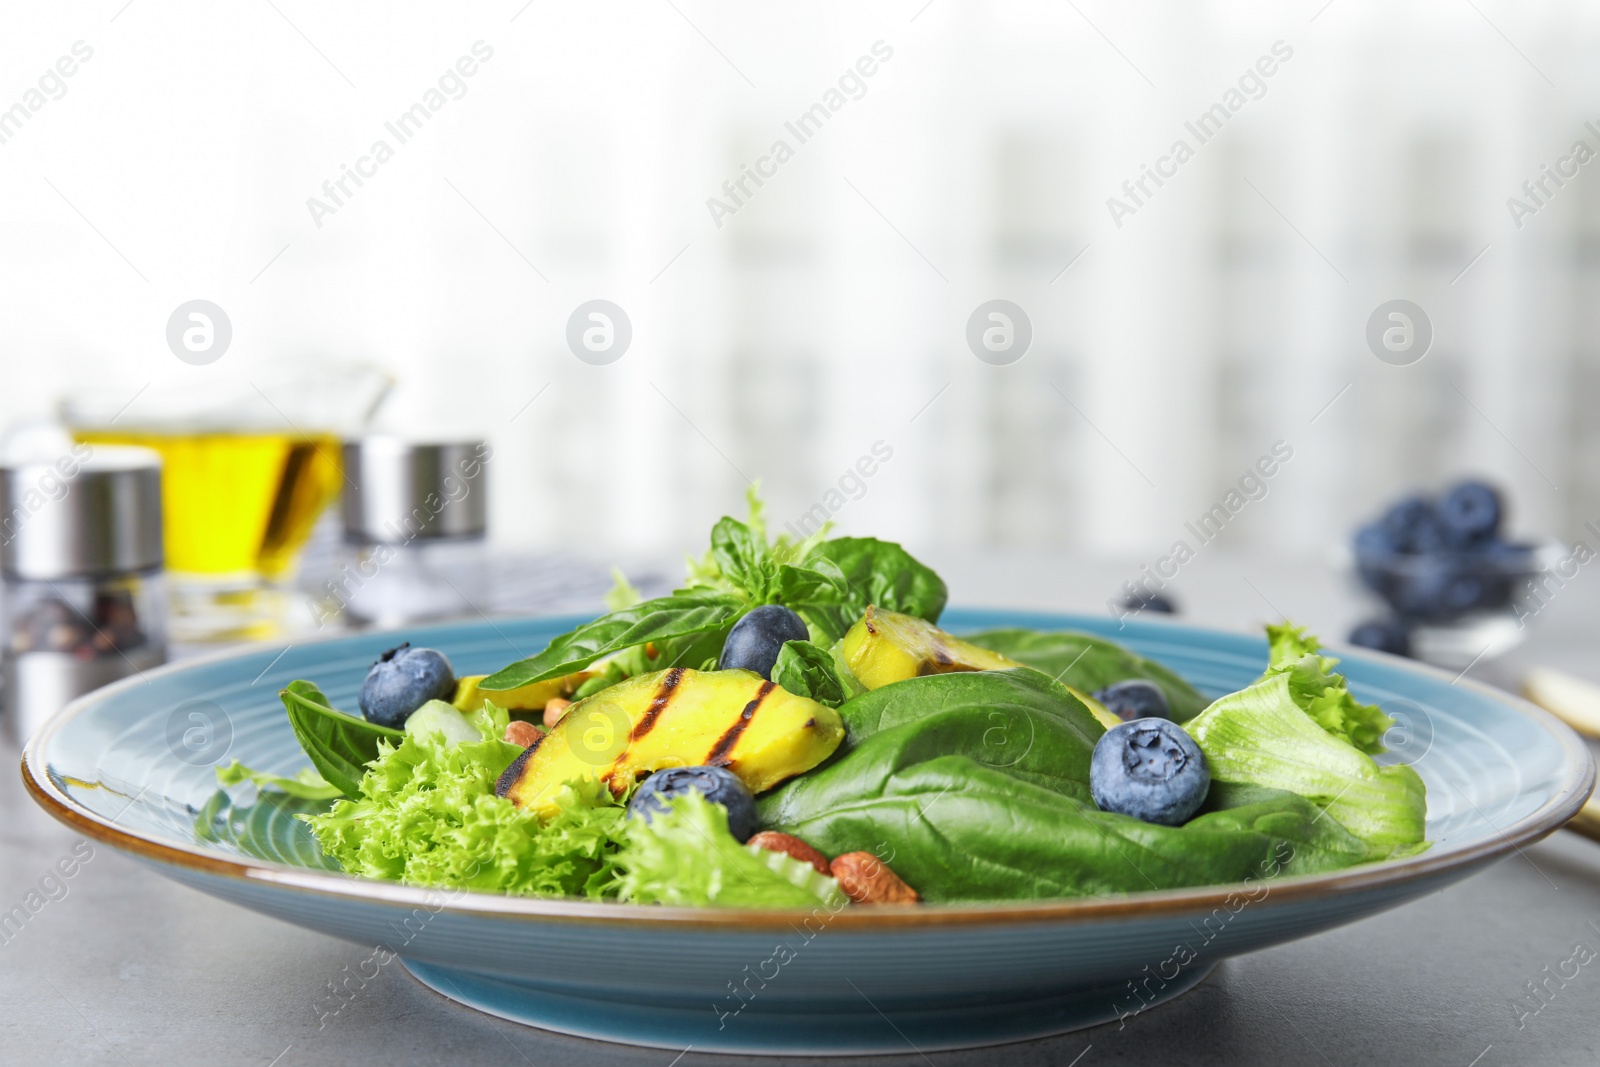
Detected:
left=73, top=430, right=342, bottom=578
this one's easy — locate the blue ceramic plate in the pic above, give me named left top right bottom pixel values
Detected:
left=21, top=610, right=1594, bottom=1055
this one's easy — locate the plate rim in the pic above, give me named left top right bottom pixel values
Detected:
left=20, top=609, right=1597, bottom=932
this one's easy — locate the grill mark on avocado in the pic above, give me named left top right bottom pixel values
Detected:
left=917, top=660, right=980, bottom=677
left=494, top=734, right=543, bottom=802
left=707, top=681, right=775, bottom=766
left=630, top=667, right=686, bottom=742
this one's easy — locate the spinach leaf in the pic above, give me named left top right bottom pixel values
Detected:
left=798, top=537, right=948, bottom=638
left=759, top=704, right=1371, bottom=901
left=964, top=628, right=1208, bottom=721
left=839, top=667, right=1104, bottom=755
left=771, top=640, right=848, bottom=707
left=478, top=591, right=747, bottom=690
left=279, top=680, right=402, bottom=799
left=765, top=700, right=1099, bottom=817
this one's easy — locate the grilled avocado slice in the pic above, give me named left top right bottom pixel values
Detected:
left=840, top=606, right=1021, bottom=690
left=452, top=672, right=591, bottom=715
left=495, top=667, right=844, bottom=819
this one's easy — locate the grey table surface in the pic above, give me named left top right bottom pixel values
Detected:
left=4, top=549, right=1599, bottom=1067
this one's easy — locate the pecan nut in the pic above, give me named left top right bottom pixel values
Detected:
left=830, top=851, right=920, bottom=904
left=747, top=831, right=830, bottom=875
left=504, top=719, right=541, bottom=748
left=543, top=697, right=572, bottom=728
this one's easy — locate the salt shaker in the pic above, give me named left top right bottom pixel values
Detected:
left=328, top=436, right=490, bottom=627
left=2, top=445, right=166, bottom=742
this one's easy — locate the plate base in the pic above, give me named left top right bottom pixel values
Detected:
left=402, top=958, right=1216, bottom=1055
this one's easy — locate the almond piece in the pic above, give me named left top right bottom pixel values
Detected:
left=504, top=720, right=541, bottom=748
left=830, top=851, right=920, bottom=905
left=543, top=697, right=572, bottom=729
left=748, top=831, right=830, bottom=875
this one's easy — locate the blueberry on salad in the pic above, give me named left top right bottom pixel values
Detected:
left=1090, top=719, right=1210, bottom=826
left=718, top=604, right=810, bottom=680
left=359, top=643, right=456, bottom=728
left=628, top=765, right=758, bottom=842
left=1091, top=679, right=1171, bottom=722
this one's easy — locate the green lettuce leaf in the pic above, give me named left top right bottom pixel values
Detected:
left=302, top=726, right=627, bottom=897
left=602, top=567, right=643, bottom=611
left=612, top=791, right=844, bottom=908
left=1185, top=672, right=1426, bottom=857
left=1259, top=623, right=1394, bottom=754
left=215, top=761, right=344, bottom=800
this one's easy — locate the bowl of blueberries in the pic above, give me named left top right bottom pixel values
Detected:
left=1347, top=479, right=1559, bottom=669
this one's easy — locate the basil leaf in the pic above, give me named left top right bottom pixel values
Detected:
left=771, top=640, right=847, bottom=707
left=963, top=628, right=1209, bottom=721
left=774, top=561, right=848, bottom=603
left=798, top=537, right=947, bottom=637
left=478, top=591, right=747, bottom=690
left=279, top=680, right=401, bottom=799
left=773, top=560, right=856, bottom=641
left=709, top=516, right=774, bottom=599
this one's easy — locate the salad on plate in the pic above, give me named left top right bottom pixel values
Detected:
left=222, top=493, right=1427, bottom=909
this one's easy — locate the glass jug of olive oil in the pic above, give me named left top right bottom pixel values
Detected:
left=65, top=364, right=390, bottom=642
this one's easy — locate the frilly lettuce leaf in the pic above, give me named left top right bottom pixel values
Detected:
left=1186, top=671, right=1426, bottom=858
left=612, top=791, right=845, bottom=909
left=215, top=760, right=344, bottom=800
left=301, top=717, right=626, bottom=898
left=1262, top=622, right=1394, bottom=755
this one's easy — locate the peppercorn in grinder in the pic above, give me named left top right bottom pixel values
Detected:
left=1, top=446, right=167, bottom=743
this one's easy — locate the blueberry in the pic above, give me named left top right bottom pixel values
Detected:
left=1380, top=496, right=1447, bottom=554
left=1347, top=618, right=1411, bottom=657
left=1091, top=679, right=1171, bottom=722
left=1353, top=524, right=1398, bottom=595
left=627, top=765, right=758, bottom=842
left=1353, top=522, right=1397, bottom=560
left=359, top=643, right=456, bottom=728
left=1090, top=719, right=1210, bottom=826
left=1437, top=480, right=1502, bottom=546
left=1117, top=591, right=1178, bottom=615
left=1393, top=555, right=1485, bottom=619
left=718, top=605, right=810, bottom=679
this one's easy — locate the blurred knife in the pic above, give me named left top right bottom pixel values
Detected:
left=1523, top=667, right=1600, bottom=844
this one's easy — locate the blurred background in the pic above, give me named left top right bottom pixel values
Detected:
left=2, top=1, right=1599, bottom=654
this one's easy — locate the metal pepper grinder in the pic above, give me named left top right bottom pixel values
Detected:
left=1, top=445, right=167, bottom=743
left=328, top=436, right=490, bottom=628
